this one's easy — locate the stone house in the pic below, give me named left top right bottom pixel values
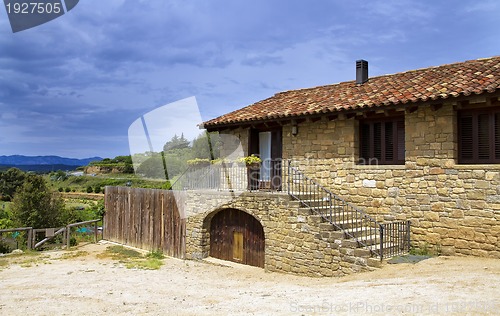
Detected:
left=177, top=57, right=499, bottom=276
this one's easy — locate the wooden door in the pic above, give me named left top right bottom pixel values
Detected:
left=209, top=209, right=265, bottom=268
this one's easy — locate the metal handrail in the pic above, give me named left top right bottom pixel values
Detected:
left=169, top=167, right=191, bottom=190
left=287, top=160, right=410, bottom=259
left=172, top=159, right=283, bottom=192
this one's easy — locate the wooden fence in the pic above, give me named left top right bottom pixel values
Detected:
left=0, top=220, right=100, bottom=251
left=104, top=186, right=185, bottom=258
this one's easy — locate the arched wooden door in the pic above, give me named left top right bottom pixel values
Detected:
left=209, top=209, right=265, bottom=268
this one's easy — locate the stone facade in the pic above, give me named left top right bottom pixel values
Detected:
left=182, top=190, right=379, bottom=277
left=218, top=97, right=499, bottom=259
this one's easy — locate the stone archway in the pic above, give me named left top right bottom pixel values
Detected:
left=209, top=208, right=265, bottom=268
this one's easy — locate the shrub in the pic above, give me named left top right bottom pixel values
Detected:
left=58, top=187, right=64, bottom=192
left=0, top=240, right=11, bottom=254
left=69, top=236, right=78, bottom=247
left=65, top=187, right=71, bottom=193
left=10, top=174, right=65, bottom=228
left=86, top=186, right=93, bottom=193
left=94, top=186, right=101, bottom=194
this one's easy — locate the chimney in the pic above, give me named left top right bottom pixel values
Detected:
left=356, top=60, right=368, bottom=84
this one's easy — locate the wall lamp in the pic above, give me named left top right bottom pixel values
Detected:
left=291, top=124, right=298, bottom=136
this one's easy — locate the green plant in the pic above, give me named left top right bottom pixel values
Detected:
left=210, top=158, right=230, bottom=165
left=94, top=186, right=101, bottom=194
left=99, top=245, right=142, bottom=260
left=126, top=258, right=163, bottom=270
left=147, top=250, right=165, bottom=259
left=409, top=242, right=437, bottom=256
left=238, top=154, right=262, bottom=165
left=65, top=187, right=71, bottom=193
left=58, top=187, right=63, bottom=192
left=97, top=246, right=164, bottom=270
left=86, top=186, right=93, bottom=193
left=186, top=158, right=211, bottom=165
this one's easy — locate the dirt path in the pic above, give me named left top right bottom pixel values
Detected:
left=1, top=242, right=498, bottom=315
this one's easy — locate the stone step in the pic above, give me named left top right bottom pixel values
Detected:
left=297, top=206, right=348, bottom=217
left=290, top=192, right=330, bottom=200
left=343, top=226, right=378, bottom=239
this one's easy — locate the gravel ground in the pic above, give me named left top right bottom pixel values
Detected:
left=0, top=241, right=498, bottom=315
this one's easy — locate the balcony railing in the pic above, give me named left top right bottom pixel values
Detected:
left=171, top=159, right=283, bottom=192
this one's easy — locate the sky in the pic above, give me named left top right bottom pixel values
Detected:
left=0, top=0, right=499, bottom=159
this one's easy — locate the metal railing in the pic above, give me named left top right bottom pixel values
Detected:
left=287, top=161, right=410, bottom=259
left=171, top=159, right=283, bottom=192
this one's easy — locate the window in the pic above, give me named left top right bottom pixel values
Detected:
left=359, top=117, right=405, bottom=165
left=458, top=108, right=500, bottom=164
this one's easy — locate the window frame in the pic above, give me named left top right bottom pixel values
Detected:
left=457, top=107, right=500, bottom=164
left=359, top=116, right=405, bottom=165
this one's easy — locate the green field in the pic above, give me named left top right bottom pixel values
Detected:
left=45, top=173, right=172, bottom=194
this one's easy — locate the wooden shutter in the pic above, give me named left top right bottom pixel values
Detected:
left=360, top=118, right=404, bottom=165
left=360, top=123, right=370, bottom=163
left=458, top=115, right=473, bottom=162
left=373, top=122, right=382, bottom=161
left=270, top=129, right=282, bottom=160
left=384, top=121, right=394, bottom=162
left=248, top=129, right=259, bottom=155
left=459, top=108, right=500, bottom=164
left=397, top=120, right=405, bottom=163
left=477, top=114, right=490, bottom=160
left=270, top=129, right=282, bottom=190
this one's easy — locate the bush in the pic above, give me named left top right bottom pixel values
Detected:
left=10, top=174, right=66, bottom=228
left=69, top=236, right=78, bottom=247
left=58, top=187, right=64, bottom=192
left=86, top=186, right=93, bottom=193
left=65, top=187, right=71, bottom=193
left=94, top=186, right=101, bottom=194
left=0, top=240, right=11, bottom=254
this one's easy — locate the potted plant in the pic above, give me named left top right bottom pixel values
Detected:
left=186, top=158, right=211, bottom=168
left=238, top=154, right=262, bottom=167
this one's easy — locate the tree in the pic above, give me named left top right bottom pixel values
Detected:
left=163, top=133, right=190, bottom=152
left=136, top=155, right=167, bottom=179
left=0, top=168, right=26, bottom=201
left=191, top=132, right=220, bottom=160
left=10, top=174, right=65, bottom=228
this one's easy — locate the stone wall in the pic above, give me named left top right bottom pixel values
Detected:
left=182, top=191, right=378, bottom=277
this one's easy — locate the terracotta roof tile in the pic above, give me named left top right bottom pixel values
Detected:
left=203, top=56, right=500, bottom=128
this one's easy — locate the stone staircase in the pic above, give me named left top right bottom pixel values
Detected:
left=287, top=163, right=411, bottom=264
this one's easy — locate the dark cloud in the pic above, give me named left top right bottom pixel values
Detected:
left=0, top=0, right=499, bottom=157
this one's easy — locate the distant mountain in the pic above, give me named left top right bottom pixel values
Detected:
left=0, top=155, right=102, bottom=167
left=0, top=164, right=84, bottom=173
